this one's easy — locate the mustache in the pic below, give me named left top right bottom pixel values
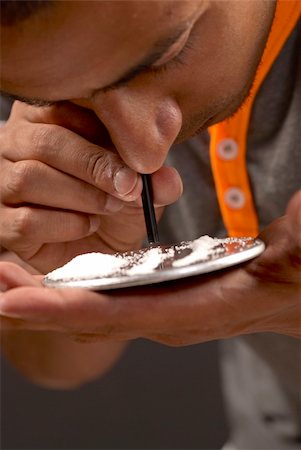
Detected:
left=175, top=81, right=254, bottom=144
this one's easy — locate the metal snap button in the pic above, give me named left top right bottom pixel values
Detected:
left=224, top=187, right=245, bottom=209
left=217, top=138, right=238, bottom=160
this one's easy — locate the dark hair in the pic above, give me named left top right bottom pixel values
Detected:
left=1, top=0, right=52, bottom=27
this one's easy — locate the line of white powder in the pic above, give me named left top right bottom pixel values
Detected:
left=46, top=235, right=220, bottom=282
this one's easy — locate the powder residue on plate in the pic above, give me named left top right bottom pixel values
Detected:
left=45, top=235, right=224, bottom=283
left=44, top=236, right=264, bottom=289
left=173, top=235, right=222, bottom=267
left=127, top=247, right=174, bottom=275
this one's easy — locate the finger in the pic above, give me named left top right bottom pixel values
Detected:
left=0, top=283, right=159, bottom=336
left=0, top=262, right=41, bottom=290
left=0, top=315, right=44, bottom=332
left=150, top=166, right=183, bottom=206
left=0, top=206, right=100, bottom=250
left=0, top=265, right=199, bottom=326
left=97, top=175, right=182, bottom=250
left=2, top=122, right=142, bottom=201
left=2, top=159, right=124, bottom=214
left=259, top=191, right=301, bottom=256
left=0, top=286, right=114, bottom=333
left=1, top=316, right=31, bottom=330
left=0, top=273, right=221, bottom=338
left=0, top=275, right=218, bottom=338
left=0, top=250, right=42, bottom=275
left=286, top=190, right=301, bottom=249
left=257, top=216, right=286, bottom=247
left=11, top=101, right=111, bottom=147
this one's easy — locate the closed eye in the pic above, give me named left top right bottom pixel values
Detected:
left=149, top=25, right=196, bottom=74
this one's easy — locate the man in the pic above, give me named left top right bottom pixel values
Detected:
left=0, top=1, right=300, bottom=448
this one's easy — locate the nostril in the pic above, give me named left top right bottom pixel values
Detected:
left=156, top=99, right=183, bottom=145
left=93, top=90, right=182, bottom=174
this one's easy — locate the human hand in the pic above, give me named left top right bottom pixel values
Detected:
left=0, top=262, right=126, bottom=388
left=0, top=101, right=182, bottom=273
left=0, top=191, right=300, bottom=343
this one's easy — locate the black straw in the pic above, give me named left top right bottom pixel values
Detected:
left=141, top=174, right=160, bottom=245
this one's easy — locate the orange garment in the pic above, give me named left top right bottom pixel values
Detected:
left=209, top=0, right=301, bottom=237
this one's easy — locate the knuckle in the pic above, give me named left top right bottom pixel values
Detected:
left=85, top=148, right=116, bottom=186
left=11, top=100, right=29, bottom=114
left=30, top=124, right=64, bottom=157
left=7, top=161, right=35, bottom=196
left=12, top=207, right=35, bottom=238
left=0, top=120, right=16, bottom=150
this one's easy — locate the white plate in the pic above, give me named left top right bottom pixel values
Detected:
left=43, top=237, right=265, bottom=290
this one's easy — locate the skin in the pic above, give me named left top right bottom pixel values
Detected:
left=0, top=0, right=275, bottom=269
left=0, top=1, right=300, bottom=388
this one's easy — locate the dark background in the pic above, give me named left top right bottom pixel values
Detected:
left=1, top=339, right=228, bottom=449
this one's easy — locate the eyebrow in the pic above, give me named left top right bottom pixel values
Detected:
left=0, top=20, right=192, bottom=107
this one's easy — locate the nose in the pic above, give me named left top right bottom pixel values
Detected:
left=93, top=86, right=182, bottom=173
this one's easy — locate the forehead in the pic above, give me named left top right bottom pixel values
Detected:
left=1, top=1, right=201, bottom=100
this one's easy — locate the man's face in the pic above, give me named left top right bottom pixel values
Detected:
left=1, top=1, right=275, bottom=173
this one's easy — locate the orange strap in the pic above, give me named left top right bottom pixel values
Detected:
left=209, top=0, right=301, bottom=237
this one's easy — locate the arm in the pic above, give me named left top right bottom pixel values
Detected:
left=1, top=329, right=127, bottom=390
left=0, top=191, right=300, bottom=351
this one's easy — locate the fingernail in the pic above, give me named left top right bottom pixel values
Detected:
left=113, top=167, right=138, bottom=196
left=105, top=195, right=124, bottom=213
left=0, top=304, right=23, bottom=320
left=89, top=215, right=101, bottom=233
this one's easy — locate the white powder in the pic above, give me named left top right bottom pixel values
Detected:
left=46, top=235, right=222, bottom=282
left=47, top=252, right=127, bottom=281
left=127, top=247, right=174, bottom=275
left=173, top=235, right=219, bottom=267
